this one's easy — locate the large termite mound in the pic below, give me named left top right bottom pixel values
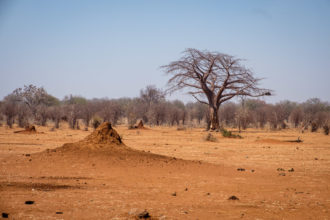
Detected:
left=135, top=120, right=144, bottom=129
left=36, top=122, right=186, bottom=166
left=16, top=122, right=205, bottom=176
left=130, top=120, right=147, bottom=129
left=83, top=122, right=122, bottom=145
left=56, top=122, right=126, bottom=152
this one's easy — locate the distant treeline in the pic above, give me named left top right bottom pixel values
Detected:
left=0, top=85, right=329, bottom=134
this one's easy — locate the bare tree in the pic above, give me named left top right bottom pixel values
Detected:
left=98, top=100, right=122, bottom=125
left=63, top=95, right=86, bottom=129
left=244, top=99, right=267, bottom=128
left=17, top=102, right=30, bottom=127
left=289, top=107, right=303, bottom=128
left=140, top=85, right=165, bottom=123
left=162, top=48, right=271, bottom=130
left=140, top=85, right=165, bottom=107
left=1, top=94, right=18, bottom=128
left=81, top=101, right=96, bottom=127
left=254, top=105, right=268, bottom=129
left=147, top=101, right=168, bottom=126
left=48, top=105, right=63, bottom=128
left=187, top=102, right=208, bottom=125
left=219, top=102, right=237, bottom=127
left=13, top=85, right=49, bottom=119
left=36, top=104, right=49, bottom=126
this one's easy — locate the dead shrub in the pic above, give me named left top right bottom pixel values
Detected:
left=311, top=122, right=318, bottom=132
left=205, top=133, right=217, bottom=142
left=221, top=128, right=242, bottom=139
left=91, top=116, right=101, bottom=129
left=323, top=125, right=329, bottom=135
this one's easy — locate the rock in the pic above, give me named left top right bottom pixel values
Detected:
left=172, top=192, right=177, bottom=196
left=56, top=212, right=63, bottom=214
left=228, top=195, right=239, bottom=200
left=237, top=168, right=245, bottom=171
left=137, top=210, right=151, bottom=219
left=288, top=168, right=294, bottom=172
left=2, top=213, right=9, bottom=218
left=277, top=168, right=285, bottom=172
left=25, top=200, right=34, bottom=205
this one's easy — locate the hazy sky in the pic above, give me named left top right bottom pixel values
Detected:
left=1, top=0, right=329, bottom=103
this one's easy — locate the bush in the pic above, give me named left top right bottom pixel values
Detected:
left=323, top=125, right=329, bottom=135
left=91, top=116, right=102, bottom=129
left=221, top=128, right=242, bottom=139
left=205, top=133, right=217, bottom=142
left=311, top=122, right=318, bottom=132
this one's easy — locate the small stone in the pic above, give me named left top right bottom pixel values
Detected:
left=137, top=210, right=151, bottom=219
left=56, top=212, right=63, bottom=214
left=2, top=213, right=9, bottom=218
left=25, top=200, right=34, bottom=205
left=237, top=168, right=245, bottom=171
left=288, top=168, right=294, bottom=172
left=228, top=195, right=239, bottom=200
left=172, top=192, right=177, bottom=196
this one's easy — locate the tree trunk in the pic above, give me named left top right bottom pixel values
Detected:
left=209, top=106, right=220, bottom=130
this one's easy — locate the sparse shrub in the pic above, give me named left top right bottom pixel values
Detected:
left=205, top=133, right=217, bottom=142
left=311, top=122, right=318, bottom=132
left=221, top=128, right=242, bottom=139
left=323, top=125, right=329, bottom=135
left=91, top=116, right=101, bottom=129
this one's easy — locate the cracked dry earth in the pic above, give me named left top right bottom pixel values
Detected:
left=0, top=124, right=330, bottom=219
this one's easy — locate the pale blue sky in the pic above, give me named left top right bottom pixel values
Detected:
left=0, top=0, right=329, bottom=103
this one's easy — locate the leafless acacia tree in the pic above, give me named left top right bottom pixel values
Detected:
left=162, top=48, right=271, bottom=130
left=13, top=85, right=49, bottom=119
left=2, top=94, right=18, bottom=128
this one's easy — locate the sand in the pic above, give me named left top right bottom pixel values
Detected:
left=0, top=124, right=329, bottom=219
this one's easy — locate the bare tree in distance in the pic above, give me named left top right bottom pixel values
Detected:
left=140, top=85, right=165, bottom=107
left=13, top=85, right=49, bottom=119
left=162, top=48, right=271, bottom=130
left=2, top=94, right=18, bottom=128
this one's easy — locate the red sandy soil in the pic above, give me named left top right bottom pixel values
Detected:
left=0, top=124, right=329, bottom=219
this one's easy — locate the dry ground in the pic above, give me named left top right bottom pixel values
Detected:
left=0, top=123, right=329, bottom=219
